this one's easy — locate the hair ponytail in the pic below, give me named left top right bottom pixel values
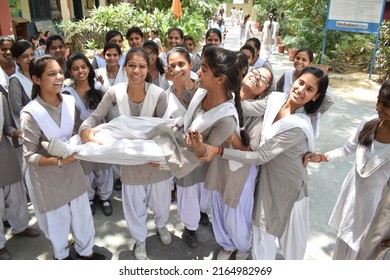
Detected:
left=358, top=118, right=380, bottom=148
left=233, top=90, right=250, bottom=146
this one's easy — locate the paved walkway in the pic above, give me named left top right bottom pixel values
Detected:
left=3, top=19, right=382, bottom=261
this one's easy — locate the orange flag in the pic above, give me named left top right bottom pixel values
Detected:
left=172, top=0, right=182, bottom=20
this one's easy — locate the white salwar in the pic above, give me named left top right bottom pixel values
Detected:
left=22, top=95, right=95, bottom=260
left=327, top=115, right=390, bottom=259
left=26, top=171, right=94, bottom=259
left=122, top=179, right=172, bottom=242
left=176, top=182, right=211, bottom=231
left=211, top=165, right=257, bottom=253
left=252, top=92, right=313, bottom=260
left=252, top=198, right=310, bottom=260
left=0, top=182, right=29, bottom=242
left=63, top=86, right=113, bottom=202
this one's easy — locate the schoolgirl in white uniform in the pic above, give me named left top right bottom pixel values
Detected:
left=21, top=55, right=105, bottom=260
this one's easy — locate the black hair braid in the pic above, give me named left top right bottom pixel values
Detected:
left=86, top=74, right=102, bottom=110
left=230, top=51, right=249, bottom=147
left=233, top=90, right=250, bottom=147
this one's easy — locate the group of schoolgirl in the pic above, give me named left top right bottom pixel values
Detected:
left=4, top=23, right=380, bottom=262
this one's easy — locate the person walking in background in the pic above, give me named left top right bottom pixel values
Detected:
left=240, top=14, right=254, bottom=46
left=208, top=15, right=219, bottom=30
left=261, top=13, right=276, bottom=60
left=272, top=15, right=280, bottom=55
left=218, top=5, right=225, bottom=19
left=230, top=7, right=237, bottom=27
left=218, top=18, right=228, bottom=48
left=237, top=8, right=243, bottom=26
left=304, top=80, right=390, bottom=260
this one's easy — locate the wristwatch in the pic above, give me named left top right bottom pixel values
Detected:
left=57, top=158, right=63, bottom=168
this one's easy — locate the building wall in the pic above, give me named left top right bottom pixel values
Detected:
left=384, top=1, right=390, bottom=20
left=0, top=1, right=13, bottom=36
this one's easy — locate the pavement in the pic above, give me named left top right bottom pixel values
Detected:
left=2, top=19, right=382, bottom=261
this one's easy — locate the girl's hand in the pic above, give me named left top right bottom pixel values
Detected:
left=186, top=130, right=203, bottom=149
left=149, top=162, right=160, bottom=168
left=186, top=130, right=218, bottom=161
left=381, top=240, right=390, bottom=247
left=61, top=152, right=79, bottom=165
left=303, top=152, right=321, bottom=167
left=11, top=129, right=23, bottom=139
left=97, top=74, right=104, bottom=85
left=165, top=66, right=183, bottom=81
left=80, top=128, right=102, bottom=144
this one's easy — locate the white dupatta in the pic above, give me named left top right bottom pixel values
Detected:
left=114, top=82, right=163, bottom=117
left=261, top=91, right=314, bottom=152
left=62, top=86, right=93, bottom=121
left=13, top=70, right=33, bottom=100
left=22, top=94, right=75, bottom=141
left=177, top=88, right=243, bottom=170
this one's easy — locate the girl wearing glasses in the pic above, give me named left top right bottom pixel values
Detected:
left=208, top=66, right=273, bottom=260
left=188, top=66, right=329, bottom=260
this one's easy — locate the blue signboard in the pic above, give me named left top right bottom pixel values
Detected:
left=321, top=0, right=387, bottom=77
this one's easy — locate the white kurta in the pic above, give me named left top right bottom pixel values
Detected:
left=327, top=116, right=390, bottom=254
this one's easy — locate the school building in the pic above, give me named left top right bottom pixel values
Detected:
left=0, top=1, right=390, bottom=40
left=0, top=0, right=128, bottom=39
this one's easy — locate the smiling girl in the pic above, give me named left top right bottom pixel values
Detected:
left=21, top=55, right=105, bottom=260
left=8, top=40, right=35, bottom=129
left=304, top=79, right=390, bottom=260
left=159, top=28, right=184, bottom=68
left=188, top=66, right=329, bottom=260
left=62, top=52, right=114, bottom=216
left=79, top=48, right=172, bottom=260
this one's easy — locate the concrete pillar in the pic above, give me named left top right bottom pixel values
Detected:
left=0, top=2, right=13, bottom=36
